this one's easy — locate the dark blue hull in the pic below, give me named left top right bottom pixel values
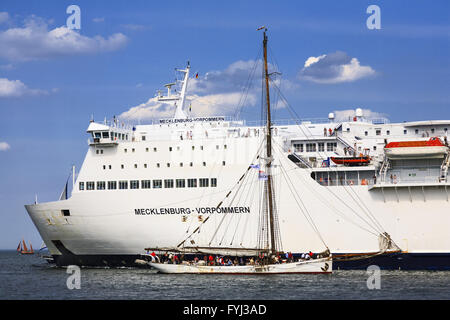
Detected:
left=50, top=252, right=450, bottom=270
left=51, top=239, right=450, bottom=270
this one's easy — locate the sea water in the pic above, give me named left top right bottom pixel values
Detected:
left=0, top=250, right=449, bottom=300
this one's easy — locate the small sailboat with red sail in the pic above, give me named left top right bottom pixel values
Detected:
left=17, top=239, right=34, bottom=255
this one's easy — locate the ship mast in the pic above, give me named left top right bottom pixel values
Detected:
left=261, top=27, right=277, bottom=256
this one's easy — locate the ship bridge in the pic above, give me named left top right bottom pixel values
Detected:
left=86, top=121, right=131, bottom=147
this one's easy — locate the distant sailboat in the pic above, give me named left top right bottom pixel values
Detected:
left=17, top=239, right=34, bottom=255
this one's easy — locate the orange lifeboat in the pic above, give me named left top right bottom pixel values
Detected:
left=384, top=137, right=448, bottom=159
left=330, top=156, right=370, bottom=166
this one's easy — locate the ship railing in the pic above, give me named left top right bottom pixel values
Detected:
left=88, top=137, right=119, bottom=146
left=316, top=178, right=377, bottom=187
left=316, top=176, right=446, bottom=187
left=371, top=176, right=445, bottom=186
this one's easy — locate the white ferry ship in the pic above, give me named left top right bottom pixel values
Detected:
left=25, top=51, right=450, bottom=270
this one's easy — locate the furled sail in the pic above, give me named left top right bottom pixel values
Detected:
left=144, top=246, right=270, bottom=257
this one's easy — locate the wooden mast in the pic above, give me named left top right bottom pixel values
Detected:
left=262, top=28, right=277, bottom=256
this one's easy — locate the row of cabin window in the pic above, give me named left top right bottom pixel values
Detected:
left=122, top=145, right=228, bottom=153
left=79, top=178, right=217, bottom=191
left=102, top=161, right=226, bottom=170
left=293, top=142, right=337, bottom=153
left=370, top=128, right=447, bottom=136
left=93, top=132, right=128, bottom=140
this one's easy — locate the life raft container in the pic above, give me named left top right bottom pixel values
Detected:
left=384, top=137, right=448, bottom=159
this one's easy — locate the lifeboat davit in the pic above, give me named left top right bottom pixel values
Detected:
left=330, top=156, right=370, bottom=166
left=384, top=137, right=448, bottom=159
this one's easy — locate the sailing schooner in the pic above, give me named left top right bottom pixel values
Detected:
left=145, top=27, right=333, bottom=274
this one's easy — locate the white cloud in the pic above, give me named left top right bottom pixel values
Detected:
left=0, top=142, right=10, bottom=151
left=120, top=59, right=296, bottom=121
left=0, top=12, right=9, bottom=24
left=119, top=92, right=257, bottom=121
left=304, top=54, right=326, bottom=68
left=119, top=97, right=176, bottom=120
left=0, top=16, right=128, bottom=61
left=298, top=51, right=376, bottom=84
left=333, top=108, right=388, bottom=122
left=0, top=78, right=47, bottom=97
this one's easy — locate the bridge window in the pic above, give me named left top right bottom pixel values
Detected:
left=404, top=130, right=407, bottom=134
left=102, top=132, right=109, bottom=138
left=79, top=182, right=84, bottom=191
left=87, top=182, right=95, bottom=190
left=376, top=129, right=381, bottom=136
left=108, top=181, right=117, bottom=190
left=211, top=178, right=217, bottom=187
left=142, top=136, right=146, bottom=141
left=386, top=130, right=390, bottom=135
left=365, top=131, right=368, bottom=136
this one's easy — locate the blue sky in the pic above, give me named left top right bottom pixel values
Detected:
left=0, top=0, right=448, bottom=248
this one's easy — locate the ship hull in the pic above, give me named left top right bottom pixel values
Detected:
left=46, top=251, right=450, bottom=270
left=24, top=134, right=450, bottom=271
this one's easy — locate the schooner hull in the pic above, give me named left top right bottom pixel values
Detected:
left=148, top=257, right=332, bottom=274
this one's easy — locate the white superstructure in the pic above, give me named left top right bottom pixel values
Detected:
left=25, top=65, right=450, bottom=270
